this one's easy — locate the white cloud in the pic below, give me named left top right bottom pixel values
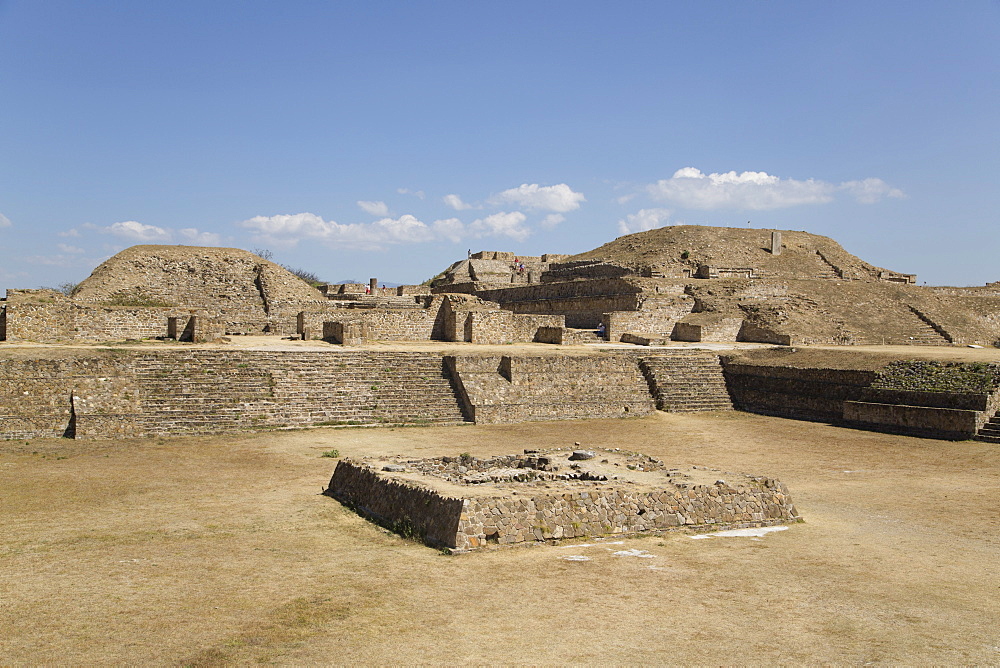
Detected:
left=369, top=214, right=435, bottom=244
left=357, top=200, right=390, bottom=216
left=648, top=168, right=834, bottom=210
left=0, top=212, right=10, bottom=228
left=57, top=243, right=85, bottom=254
left=179, top=228, right=223, bottom=245
left=239, top=212, right=434, bottom=250
left=397, top=188, right=426, bottom=199
left=59, top=228, right=82, bottom=237
left=617, top=208, right=673, bottom=235
left=432, top=218, right=466, bottom=243
left=541, top=214, right=565, bottom=229
left=469, top=211, right=530, bottom=242
left=103, top=220, right=172, bottom=242
left=839, top=178, right=906, bottom=204
left=241, top=207, right=541, bottom=249
left=443, top=194, right=473, bottom=211
left=492, top=183, right=586, bottom=213
left=647, top=167, right=905, bottom=210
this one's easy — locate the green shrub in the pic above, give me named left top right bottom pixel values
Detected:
left=101, top=289, right=173, bottom=308
left=873, top=361, right=1000, bottom=394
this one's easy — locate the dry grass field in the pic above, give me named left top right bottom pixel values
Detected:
left=2, top=410, right=999, bottom=665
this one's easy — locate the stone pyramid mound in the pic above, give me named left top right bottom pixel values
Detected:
left=74, top=245, right=324, bottom=306
left=566, top=225, right=892, bottom=281
left=72, top=245, right=325, bottom=334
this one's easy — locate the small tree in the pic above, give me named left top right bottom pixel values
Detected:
left=282, top=265, right=323, bottom=286
left=39, top=282, right=78, bottom=296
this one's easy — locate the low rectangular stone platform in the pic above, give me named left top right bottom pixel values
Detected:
left=325, top=448, right=800, bottom=551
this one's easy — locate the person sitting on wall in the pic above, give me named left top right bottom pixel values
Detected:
left=596, top=323, right=606, bottom=338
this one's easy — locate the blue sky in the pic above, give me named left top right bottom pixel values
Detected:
left=2, top=1, right=998, bottom=290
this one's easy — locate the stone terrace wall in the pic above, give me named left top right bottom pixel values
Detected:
left=604, top=296, right=694, bottom=342
left=1, top=290, right=217, bottom=343
left=721, top=359, right=875, bottom=422
left=0, top=354, right=141, bottom=439
left=721, top=355, right=1000, bottom=439
left=842, top=385, right=1000, bottom=440
left=462, top=311, right=564, bottom=344
left=448, top=353, right=656, bottom=423
left=472, top=279, right=644, bottom=328
left=299, top=298, right=446, bottom=341
left=0, top=350, right=469, bottom=439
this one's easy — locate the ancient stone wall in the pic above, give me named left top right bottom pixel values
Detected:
left=447, top=353, right=656, bottom=423
left=0, top=353, right=141, bottom=439
left=0, top=290, right=221, bottom=343
left=721, top=360, right=876, bottom=422
left=456, top=477, right=793, bottom=549
left=324, top=460, right=465, bottom=548
left=4, top=345, right=996, bottom=441
left=842, top=402, right=981, bottom=440
left=300, top=299, right=446, bottom=342
left=603, top=296, right=694, bottom=342
left=721, top=355, right=1000, bottom=439
left=463, top=311, right=563, bottom=344
left=0, top=350, right=469, bottom=439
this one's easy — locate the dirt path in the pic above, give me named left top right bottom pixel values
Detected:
left=2, top=412, right=999, bottom=664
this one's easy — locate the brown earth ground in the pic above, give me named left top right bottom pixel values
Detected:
left=2, top=362, right=1000, bottom=665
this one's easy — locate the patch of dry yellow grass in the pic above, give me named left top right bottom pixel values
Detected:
left=2, top=413, right=999, bottom=664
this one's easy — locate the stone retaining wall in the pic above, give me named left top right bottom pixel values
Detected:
left=604, top=297, right=693, bottom=342
left=2, top=290, right=230, bottom=343
left=722, top=355, right=1000, bottom=439
left=447, top=353, right=657, bottom=424
left=300, top=299, right=445, bottom=342
left=456, top=478, right=794, bottom=549
left=0, top=350, right=469, bottom=439
left=473, top=279, right=644, bottom=329
left=0, top=354, right=141, bottom=439
left=721, top=360, right=876, bottom=422
left=325, top=460, right=465, bottom=548
left=842, top=401, right=981, bottom=440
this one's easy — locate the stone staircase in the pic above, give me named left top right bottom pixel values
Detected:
left=640, top=352, right=733, bottom=412
left=562, top=328, right=604, bottom=344
left=900, top=321, right=950, bottom=345
left=839, top=307, right=951, bottom=346
left=131, top=351, right=467, bottom=435
left=974, top=413, right=1000, bottom=443
left=811, top=251, right=842, bottom=280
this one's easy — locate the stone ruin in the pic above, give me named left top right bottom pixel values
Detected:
left=4, top=225, right=1000, bottom=346
left=428, top=225, right=1000, bottom=347
left=325, top=447, right=800, bottom=551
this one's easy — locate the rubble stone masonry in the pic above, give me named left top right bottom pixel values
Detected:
left=326, top=450, right=801, bottom=551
